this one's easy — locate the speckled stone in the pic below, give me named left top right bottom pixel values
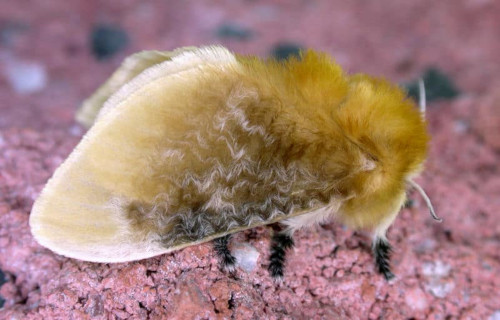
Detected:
left=1, top=0, right=500, bottom=319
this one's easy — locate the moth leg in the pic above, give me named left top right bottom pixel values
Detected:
left=213, top=234, right=236, bottom=272
left=268, top=227, right=295, bottom=280
left=373, top=236, right=395, bottom=281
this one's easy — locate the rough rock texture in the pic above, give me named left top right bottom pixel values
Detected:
left=1, top=1, right=500, bottom=319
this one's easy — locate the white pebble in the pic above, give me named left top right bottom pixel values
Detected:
left=232, top=243, right=260, bottom=272
left=422, top=261, right=455, bottom=298
left=422, top=260, right=451, bottom=278
left=4, top=59, right=47, bottom=94
left=489, top=311, right=500, bottom=320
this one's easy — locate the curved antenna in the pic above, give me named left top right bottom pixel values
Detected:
left=418, top=78, right=426, bottom=116
left=408, top=180, right=442, bottom=222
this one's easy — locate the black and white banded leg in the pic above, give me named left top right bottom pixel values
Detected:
left=213, top=234, right=236, bottom=272
left=373, top=237, right=395, bottom=281
left=268, top=230, right=295, bottom=280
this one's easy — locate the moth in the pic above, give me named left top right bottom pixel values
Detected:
left=30, top=46, right=441, bottom=280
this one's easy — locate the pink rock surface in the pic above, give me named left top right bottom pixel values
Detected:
left=1, top=1, right=500, bottom=319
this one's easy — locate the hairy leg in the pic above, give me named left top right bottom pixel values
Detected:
left=213, top=234, right=236, bottom=272
left=373, top=237, right=395, bottom=280
left=268, top=229, right=295, bottom=280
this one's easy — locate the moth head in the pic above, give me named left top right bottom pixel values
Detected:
left=333, top=75, right=441, bottom=222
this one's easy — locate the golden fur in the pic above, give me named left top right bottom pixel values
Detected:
left=30, top=46, right=428, bottom=262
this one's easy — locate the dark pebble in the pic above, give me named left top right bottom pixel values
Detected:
left=404, top=67, right=460, bottom=103
left=0, top=269, right=5, bottom=308
left=270, top=43, right=304, bottom=61
left=90, top=24, right=129, bottom=60
left=216, top=23, right=254, bottom=40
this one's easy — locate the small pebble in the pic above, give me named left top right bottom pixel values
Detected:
left=270, top=43, right=303, bottom=61
left=91, top=24, right=129, bottom=60
left=489, top=311, right=500, bottom=320
left=404, top=67, right=460, bottom=102
left=0, top=269, right=6, bottom=308
left=216, top=23, right=254, bottom=40
left=232, top=243, right=260, bottom=272
left=3, top=59, right=47, bottom=94
left=422, top=261, right=455, bottom=298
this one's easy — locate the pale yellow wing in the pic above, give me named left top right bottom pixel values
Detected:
left=76, top=47, right=197, bottom=128
left=31, top=46, right=242, bottom=262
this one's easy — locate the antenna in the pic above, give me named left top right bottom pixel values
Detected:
left=409, top=180, right=442, bottom=222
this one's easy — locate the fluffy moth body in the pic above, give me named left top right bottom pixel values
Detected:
left=30, top=46, right=441, bottom=281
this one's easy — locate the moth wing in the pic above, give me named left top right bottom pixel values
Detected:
left=76, top=47, right=197, bottom=127
left=30, top=46, right=246, bottom=262
left=31, top=46, right=344, bottom=263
